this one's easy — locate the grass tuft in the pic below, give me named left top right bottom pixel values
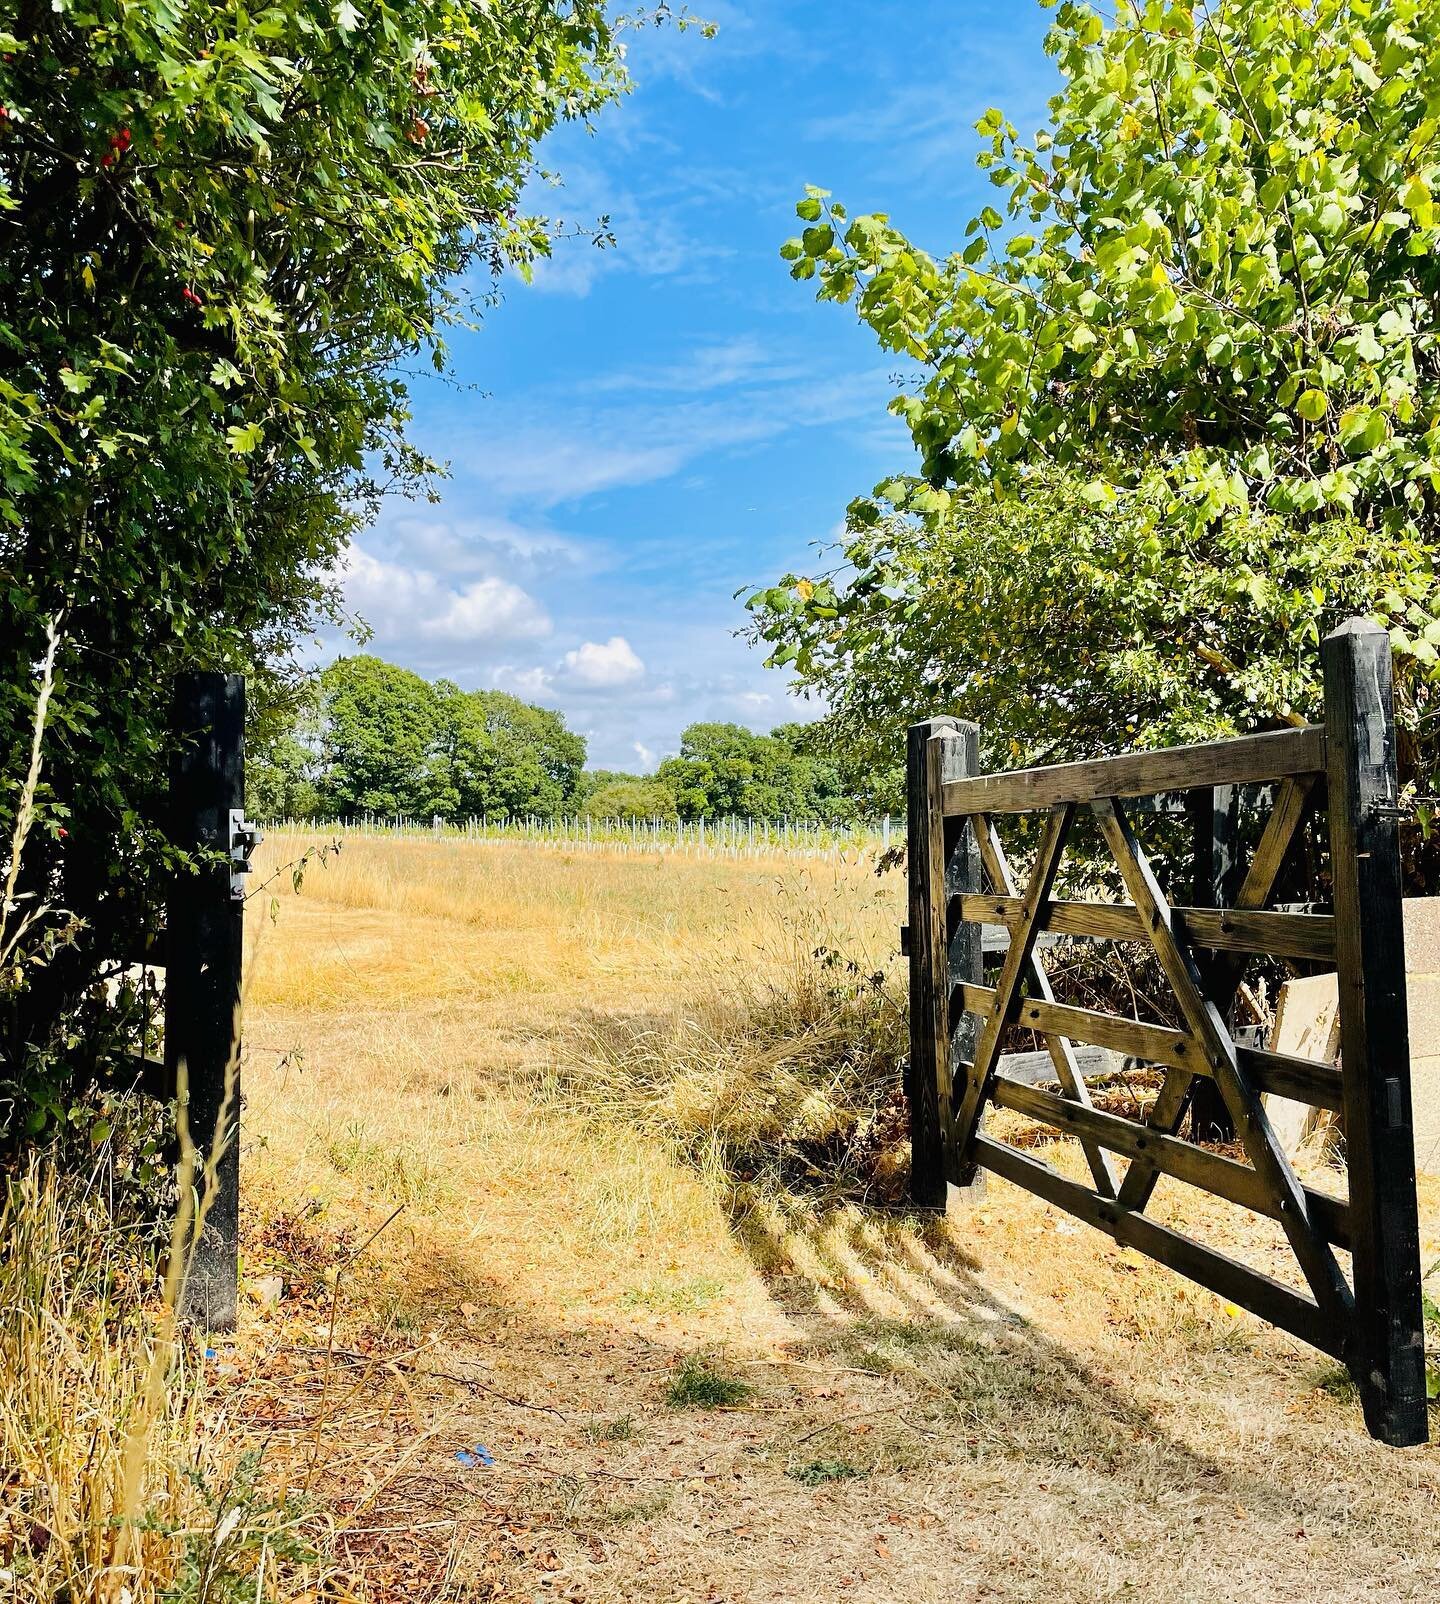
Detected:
left=584, top=1413, right=636, bottom=1442
left=664, top=1353, right=753, bottom=1410
left=786, top=1458, right=867, bottom=1486
left=619, top=1274, right=725, bottom=1313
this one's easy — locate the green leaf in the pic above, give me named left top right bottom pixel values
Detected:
left=226, top=421, right=265, bottom=455
left=1296, top=389, right=1329, bottom=423
left=801, top=224, right=835, bottom=257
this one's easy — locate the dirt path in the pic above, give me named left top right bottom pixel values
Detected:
left=237, top=837, right=1440, bottom=1603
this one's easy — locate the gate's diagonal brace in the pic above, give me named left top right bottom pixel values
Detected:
left=972, top=813, right=1118, bottom=1199
left=951, top=803, right=1074, bottom=1171
left=1114, top=775, right=1316, bottom=1214
left=1093, top=798, right=1352, bottom=1325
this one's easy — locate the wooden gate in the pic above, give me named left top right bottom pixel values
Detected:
left=906, top=618, right=1429, bottom=1446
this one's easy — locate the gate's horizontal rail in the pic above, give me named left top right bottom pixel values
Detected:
left=941, top=727, right=1325, bottom=816
left=954, top=893, right=1336, bottom=963
left=971, top=1135, right=1339, bottom=1354
left=954, top=982, right=1344, bottom=1110
left=990, top=1075, right=1351, bottom=1248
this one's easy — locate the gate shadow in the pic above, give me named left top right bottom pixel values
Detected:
left=722, top=1186, right=1380, bottom=1522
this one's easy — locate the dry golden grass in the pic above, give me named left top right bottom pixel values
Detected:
left=0, top=1156, right=375, bottom=1603
left=235, top=830, right=1440, bottom=1603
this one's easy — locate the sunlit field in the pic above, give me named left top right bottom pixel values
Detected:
left=234, top=830, right=1440, bottom=1603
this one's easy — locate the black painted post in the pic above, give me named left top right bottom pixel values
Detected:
left=166, top=673, right=245, bottom=1331
left=907, top=717, right=982, bottom=1205
left=1322, top=619, right=1428, bottom=1446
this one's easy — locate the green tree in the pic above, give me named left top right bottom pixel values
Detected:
left=771, top=719, right=895, bottom=819
left=296, top=661, right=587, bottom=822
left=582, top=777, right=678, bottom=820
left=762, top=0, right=1440, bottom=780
left=318, top=655, right=450, bottom=818
left=247, top=685, right=323, bottom=820
left=750, top=471, right=1433, bottom=780
left=0, top=0, right=627, bottom=1131
left=573, top=768, right=647, bottom=804
left=656, top=721, right=860, bottom=821
left=442, top=689, right=585, bottom=820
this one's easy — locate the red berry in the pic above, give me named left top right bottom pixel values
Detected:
left=181, top=285, right=202, bottom=307
left=57, top=827, right=68, bottom=839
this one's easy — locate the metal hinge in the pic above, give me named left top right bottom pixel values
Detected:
left=228, top=807, right=264, bottom=901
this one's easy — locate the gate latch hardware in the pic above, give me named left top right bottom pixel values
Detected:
left=228, top=808, right=264, bottom=902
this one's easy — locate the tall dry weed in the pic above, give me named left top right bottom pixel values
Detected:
left=551, top=876, right=911, bottom=1202
left=0, top=1145, right=335, bottom=1603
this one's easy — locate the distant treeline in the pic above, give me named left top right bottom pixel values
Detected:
left=251, top=655, right=894, bottom=824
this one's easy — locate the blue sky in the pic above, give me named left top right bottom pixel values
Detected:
left=338, top=1, right=1058, bottom=770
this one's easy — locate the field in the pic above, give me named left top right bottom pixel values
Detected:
left=234, top=831, right=1440, bottom=1603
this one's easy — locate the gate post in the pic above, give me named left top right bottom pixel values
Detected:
left=1322, top=619, right=1428, bottom=1446
left=167, top=672, right=246, bottom=1332
left=907, top=717, right=982, bottom=1206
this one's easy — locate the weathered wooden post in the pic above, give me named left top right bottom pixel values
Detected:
left=907, top=717, right=982, bottom=1205
left=1322, top=618, right=1428, bottom=1446
left=167, top=672, right=246, bottom=1331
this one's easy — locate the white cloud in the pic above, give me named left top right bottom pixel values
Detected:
left=341, top=546, right=551, bottom=648
left=444, top=367, right=892, bottom=508
left=461, top=435, right=689, bottom=504
left=523, top=156, right=716, bottom=298
left=492, top=665, right=554, bottom=697
left=561, top=636, right=646, bottom=688
left=633, top=741, right=656, bottom=772
left=367, top=512, right=591, bottom=581
left=582, top=336, right=806, bottom=396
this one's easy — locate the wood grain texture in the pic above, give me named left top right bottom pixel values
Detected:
left=1115, top=773, right=1319, bottom=1214
left=941, top=727, right=1325, bottom=816
left=1094, top=799, right=1354, bottom=1329
left=949, top=805, right=1074, bottom=1181
left=955, top=894, right=1334, bottom=961
left=906, top=720, right=956, bottom=1206
left=167, top=671, right=245, bottom=1334
left=954, top=981, right=1343, bottom=1110
left=990, top=1075, right=1351, bottom=1248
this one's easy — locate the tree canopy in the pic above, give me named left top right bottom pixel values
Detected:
left=580, top=776, right=679, bottom=821
left=655, top=721, right=862, bottom=822
left=749, top=470, right=1432, bottom=781
left=250, top=655, right=587, bottom=822
left=756, top=0, right=1440, bottom=784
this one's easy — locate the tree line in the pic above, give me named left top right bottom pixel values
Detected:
left=252, top=655, right=885, bottom=824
